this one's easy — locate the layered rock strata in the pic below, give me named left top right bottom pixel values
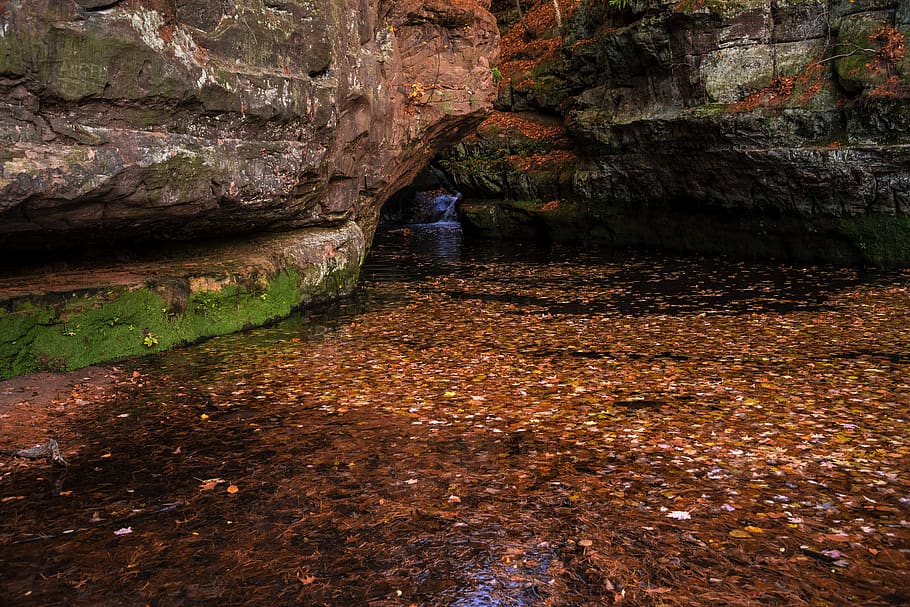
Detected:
left=443, top=0, right=910, bottom=266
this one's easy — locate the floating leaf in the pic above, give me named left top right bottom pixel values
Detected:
left=667, top=511, right=691, bottom=520
left=199, top=478, right=224, bottom=491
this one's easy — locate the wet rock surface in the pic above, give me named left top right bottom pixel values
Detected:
left=442, top=0, right=910, bottom=266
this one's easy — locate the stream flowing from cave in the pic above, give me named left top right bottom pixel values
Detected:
left=2, top=224, right=910, bottom=606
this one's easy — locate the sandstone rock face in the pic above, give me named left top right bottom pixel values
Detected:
left=0, top=0, right=499, bottom=251
left=0, top=0, right=498, bottom=377
left=443, top=0, right=910, bottom=266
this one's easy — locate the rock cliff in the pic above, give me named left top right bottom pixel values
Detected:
left=0, top=0, right=498, bottom=377
left=443, top=0, right=910, bottom=266
left=1, top=0, right=498, bottom=250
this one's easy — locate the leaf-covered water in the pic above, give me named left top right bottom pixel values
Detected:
left=2, top=224, right=909, bottom=606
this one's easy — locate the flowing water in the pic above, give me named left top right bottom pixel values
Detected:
left=1, top=224, right=909, bottom=607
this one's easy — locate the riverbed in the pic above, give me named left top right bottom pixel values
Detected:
left=1, top=224, right=908, bottom=606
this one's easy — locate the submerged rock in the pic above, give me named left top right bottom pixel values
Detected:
left=443, top=0, right=910, bottom=266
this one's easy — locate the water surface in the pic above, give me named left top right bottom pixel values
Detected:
left=1, top=225, right=909, bottom=606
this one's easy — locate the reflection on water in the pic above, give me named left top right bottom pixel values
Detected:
left=1, top=225, right=909, bottom=607
left=373, top=222, right=464, bottom=272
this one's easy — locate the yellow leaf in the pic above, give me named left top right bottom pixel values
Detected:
left=200, top=413, right=209, bottom=420
left=744, top=526, right=764, bottom=534
left=443, top=391, right=457, bottom=397
left=729, top=530, right=752, bottom=538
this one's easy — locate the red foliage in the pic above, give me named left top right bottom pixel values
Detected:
left=729, top=62, right=826, bottom=112
left=480, top=110, right=567, bottom=140
left=873, top=26, right=905, bottom=65
left=498, top=0, right=583, bottom=82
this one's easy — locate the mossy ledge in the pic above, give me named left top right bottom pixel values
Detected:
left=0, top=222, right=366, bottom=379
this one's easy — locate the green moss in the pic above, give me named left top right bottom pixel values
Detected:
left=0, top=254, right=362, bottom=380
left=833, top=18, right=906, bottom=95
left=703, top=0, right=769, bottom=17
left=148, top=153, right=211, bottom=195
left=460, top=199, right=585, bottom=241
left=688, top=103, right=732, bottom=117
left=0, top=27, right=30, bottom=76
left=839, top=215, right=910, bottom=267
left=459, top=198, right=910, bottom=269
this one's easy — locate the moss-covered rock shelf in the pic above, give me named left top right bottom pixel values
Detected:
left=0, top=222, right=365, bottom=379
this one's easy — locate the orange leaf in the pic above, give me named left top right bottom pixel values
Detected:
left=227, top=484, right=239, bottom=494
left=199, top=478, right=223, bottom=491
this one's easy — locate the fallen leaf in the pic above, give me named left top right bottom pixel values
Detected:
left=817, top=533, right=857, bottom=543
left=114, top=527, right=133, bottom=535
left=199, top=478, right=224, bottom=491
left=729, top=530, right=752, bottom=538
left=578, top=539, right=593, bottom=547
left=667, top=511, right=692, bottom=520
left=227, top=484, right=239, bottom=494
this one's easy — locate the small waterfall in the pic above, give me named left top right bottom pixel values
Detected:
left=381, top=166, right=463, bottom=226
left=409, top=189, right=461, bottom=224
left=381, top=187, right=462, bottom=226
